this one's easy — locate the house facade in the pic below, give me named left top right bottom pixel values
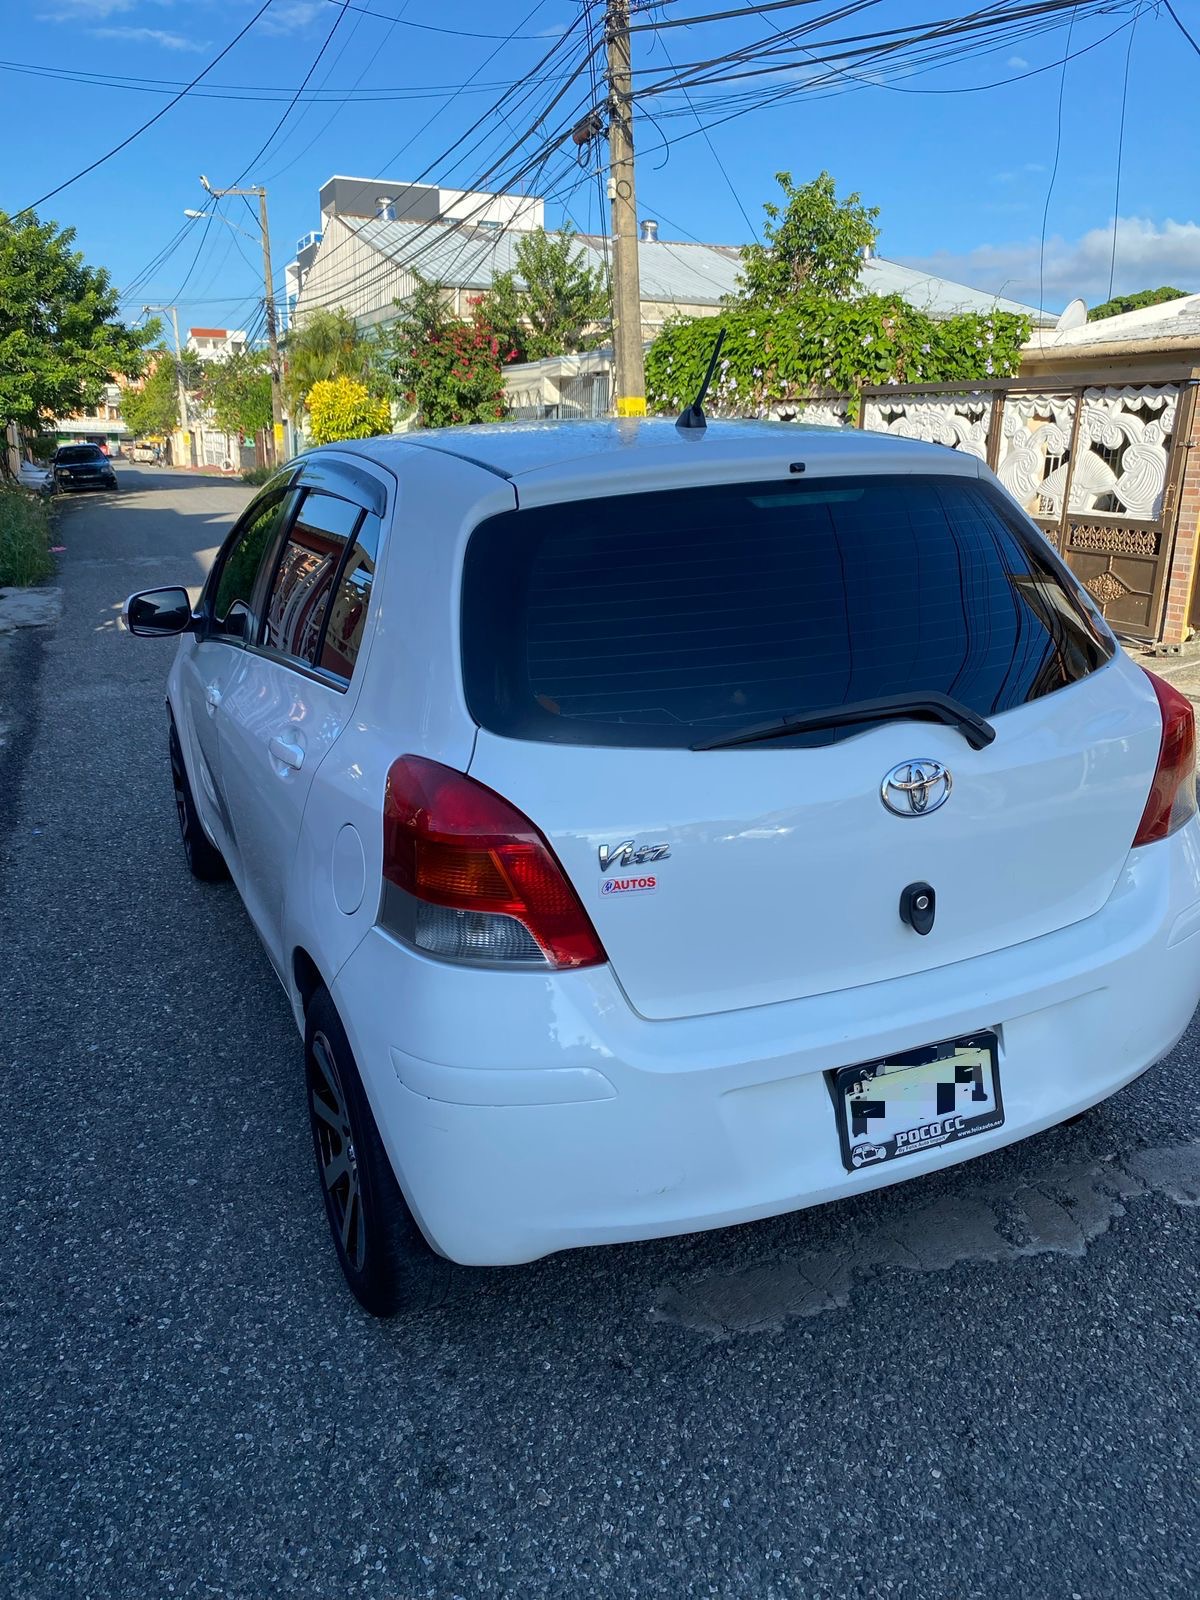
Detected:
left=290, top=174, right=1051, bottom=342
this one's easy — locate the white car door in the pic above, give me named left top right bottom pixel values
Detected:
left=173, top=484, right=302, bottom=855
left=215, top=466, right=385, bottom=973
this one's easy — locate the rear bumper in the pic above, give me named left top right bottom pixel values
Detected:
left=332, top=819, right=1200, bottom=1265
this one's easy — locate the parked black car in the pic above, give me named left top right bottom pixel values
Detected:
left=53, top=443, right=118, bottom=492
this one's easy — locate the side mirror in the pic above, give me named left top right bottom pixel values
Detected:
left=124, top=587, right=194, bottom=637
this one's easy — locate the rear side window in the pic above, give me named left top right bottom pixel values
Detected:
left=263, top=491, right=362, bottom=664
left=461, top=474, right=1112, bottom=749
left=318, top=514, right=380, bottom=681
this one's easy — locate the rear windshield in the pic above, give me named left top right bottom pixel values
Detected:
left=461, top=474, right=1112, bottom=749
left=57, top=445, right=104, bottom=463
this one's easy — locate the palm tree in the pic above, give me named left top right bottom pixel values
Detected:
left=282, top=308, right=369, bottom=419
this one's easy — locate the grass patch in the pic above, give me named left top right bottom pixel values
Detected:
left=240, top=463, right=276, bottom=486
left=0, top=486, right=54, bottom=587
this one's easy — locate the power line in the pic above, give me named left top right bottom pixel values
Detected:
left=1107, top=4, right=1141, bottom=301
left=230, top=1, right=353, bottom=185
left=1163, top=0, right=1200, bottom=58
left=16, top=1, right=274, bottom=214
left=317, top=0, right=582, bottom=38
left=0, top=57, right=586, bottom=103
left=290, top=14, right=597, bottom=315
left=261, top=2, right=412, bottom=183
left=655, top=28, right=759, bottom=241
left=1038, top=3, right=1078, bottom=319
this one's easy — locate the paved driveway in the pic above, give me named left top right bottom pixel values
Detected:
left=2, top=464, right=1198, bottom=1599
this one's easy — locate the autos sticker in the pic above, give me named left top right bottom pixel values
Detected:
left=600, top=875, right=658, bottom=896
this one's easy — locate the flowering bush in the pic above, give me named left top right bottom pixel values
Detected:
left=645, top=294, right=1030, bottom=421
left=306, top=377, right=392, bottom=445
left=374, top=278, right=508, bottom=429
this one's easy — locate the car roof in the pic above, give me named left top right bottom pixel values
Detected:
left=335, top=418, right=982, bottom=491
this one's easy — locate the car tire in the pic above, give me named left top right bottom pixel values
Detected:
left=168, top=721, right=229, bottom=882
left=305, top=986, right=451, bottom=1318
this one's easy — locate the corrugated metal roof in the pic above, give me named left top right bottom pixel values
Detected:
left=1025, top=292, right=1200, bottom=351
left=347, top=218, right=1051, bottom=322
left=860, top=258, right=1052, bottom=323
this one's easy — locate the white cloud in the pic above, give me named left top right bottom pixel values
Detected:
left=899, top=217, right=1200, bottom=310
left=1008, top=55, right=1030, bottom=69
left=92, top=23, right=203, bottom=49
left=993, top=161, right=1047, bottom=184
left=258, top=0, right=324, bottom=32
left=40, top=0, right=162, bottom=16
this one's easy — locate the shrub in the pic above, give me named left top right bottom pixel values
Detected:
left=645, top=296, right=1031, bottom=420
left=240, top=463, right=276, bottom=486
left=0, top=486, right=54, bottom=587
left=306, top=377, right=392, bottom=445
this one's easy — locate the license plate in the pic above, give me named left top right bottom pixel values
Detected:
left=832, top=1032, right=1003, bottom=1173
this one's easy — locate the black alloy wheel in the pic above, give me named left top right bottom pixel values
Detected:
left=304, top=987, right=451, bottom=1318
left=168, top=722, right=229, bottom=882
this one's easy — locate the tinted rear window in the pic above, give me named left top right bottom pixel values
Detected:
left=460, top=474, right=1112, bottom=749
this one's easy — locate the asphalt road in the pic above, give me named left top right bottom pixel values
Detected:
left=2, top=464, right=1198, bottom=1600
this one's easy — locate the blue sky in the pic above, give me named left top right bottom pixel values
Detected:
left=6, top=0, right=1199, bottom=335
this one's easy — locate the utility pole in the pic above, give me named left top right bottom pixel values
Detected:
left=143, top=302, right=194, bottom=467
left=200, top=176, right=287, bottom=464
left=605, top=0, right=645, bottom=416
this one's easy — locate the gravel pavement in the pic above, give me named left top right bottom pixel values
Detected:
left=1, top=464, right=1198, bottom=1600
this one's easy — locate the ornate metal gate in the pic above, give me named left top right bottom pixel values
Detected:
left=858, top=378, right=1196, bottom=641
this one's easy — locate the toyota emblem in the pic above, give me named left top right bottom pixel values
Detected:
left=881, top=759, right=952, bottom=817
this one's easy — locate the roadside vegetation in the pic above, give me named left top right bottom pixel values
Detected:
left=240, top=463, right=275, bottom=487
left=0, top=487, right=54, bottom=587
left=646, top=171, right=1031, bottom=418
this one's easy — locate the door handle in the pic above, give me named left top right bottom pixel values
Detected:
left=204, top=683, right=222, bottom=714
left=268, top=735, right=305, bottom=771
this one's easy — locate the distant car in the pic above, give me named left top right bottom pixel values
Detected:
left=130, top=442, right=159, bottom=464
left=18, top=460, right=53, bottom=495
left=53, top=443, right=117, bottom=492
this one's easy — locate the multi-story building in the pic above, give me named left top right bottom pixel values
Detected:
left=185, top=327, right=248, bottom=362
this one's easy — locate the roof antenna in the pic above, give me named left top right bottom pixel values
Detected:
left=675, top=327, right=726, bottom=433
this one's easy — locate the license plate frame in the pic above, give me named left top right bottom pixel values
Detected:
left=832, top=1031, right=1004, bottom=1174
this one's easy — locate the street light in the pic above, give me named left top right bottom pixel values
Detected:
left=185, top=176, right=286, bottom=464
left=182, top=208, right=259, bottom=243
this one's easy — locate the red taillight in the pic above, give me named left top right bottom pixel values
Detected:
left=1132, top=670, right=1198, bottom=847
left=382, top=756, right=606, bottom=969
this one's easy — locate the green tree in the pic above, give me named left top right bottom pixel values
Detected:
left=282, top=308, right=367, bottom=418
left=0, top=210, right=156, bottom=446
left=1088, top=286, right=1189, bottom=321
left=121, top=350, right=182, bottom=438
left=733, top=172, right=880, bottom=308
left=306, top=377, right=392, bottom=445
left=645, top=297, right=1029, bottom=419
left=484, top=228, right=610, bottom=362
left=200, top=349, right=273, bottom=438
left=374, top=277, right=506, bottom=428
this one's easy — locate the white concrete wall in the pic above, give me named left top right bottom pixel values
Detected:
left=438, top=189, right=543, bottom=230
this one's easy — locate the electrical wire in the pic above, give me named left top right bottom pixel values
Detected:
left=261, top=2, right=412, bottom=183
left=16, top=1, right=274, bottom=214
left=1106, top=4, right=1141, bottom=301
left=654, top=29, right=759, bottom=241
left=1163, top=0, right=1200, bottom=59
left=0, top=57, right=588, bottom=103
left=1037, top=3, right=1078, bottom=320
left=229, top=1, right=353, bottom=185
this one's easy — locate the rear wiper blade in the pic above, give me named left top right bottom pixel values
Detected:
left=692, top=691, right=997, bottom=752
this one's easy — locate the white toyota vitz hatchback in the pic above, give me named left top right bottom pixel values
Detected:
left=126, top=419, right=1200, bottom=1316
